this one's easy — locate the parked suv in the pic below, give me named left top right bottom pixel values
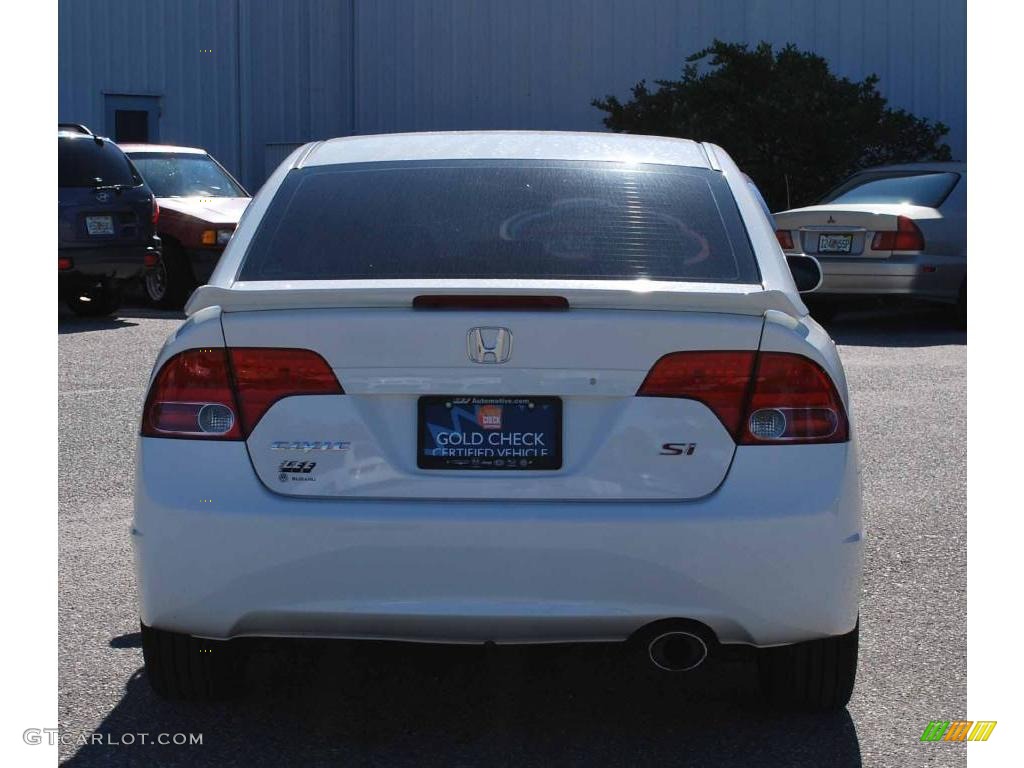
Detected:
left=58, top=124, right=160, bottom=316
left=121, top=144, right=250, bottom=308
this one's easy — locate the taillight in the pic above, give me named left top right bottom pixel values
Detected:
left=871, top=215, right=924, bottom=251
left=151, top=197, right=159, bottom=225
left=228, top=348, right=343, bottom=436
left=58, top=257, right=73, bottom=271
left=637, top=352, right=756, bottom=437
left=141, top=348, right=342, bottom=440
left=637, top=351, right=848, bottom=445
left=413, top=295, right=569, bottom=310
left=740, top=352, right=848, bottom=444
left=142, top=349, right=241, bottom=439
left=144, top=252, right=159, bottom=268
left=775, top=229, right=794, bottom=250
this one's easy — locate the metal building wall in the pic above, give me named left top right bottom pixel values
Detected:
left=59, top=0, right=966, bottom=191
left=58, top=0, right=244, bottom=180
left=237, top=0, right=355, bottom=188
left=57, top=0, right=352, bottom=190
left=352, top=0, right=966, bottom=153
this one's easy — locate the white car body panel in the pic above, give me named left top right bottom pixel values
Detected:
left=300, top=130, right=711, bottom=168
left=134, top=131, right=862, bottom=650
left=134, top=437, right=860, bottom=646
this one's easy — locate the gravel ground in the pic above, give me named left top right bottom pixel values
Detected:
left=58, top=304, right=966, bottom=767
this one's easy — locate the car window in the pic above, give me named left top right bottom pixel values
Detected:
left=820, top=171, right=960, bottom=208
left=239, top=160, right=760, bottom=284
left=58, top=137, right=140, bottom=187
left=128, top=153, right=246, bottom=198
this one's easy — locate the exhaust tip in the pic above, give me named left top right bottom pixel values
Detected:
left=648, top=631, right=708, bottom=672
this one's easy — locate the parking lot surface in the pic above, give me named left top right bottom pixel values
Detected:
left=58, top=305, right=966, bottom=767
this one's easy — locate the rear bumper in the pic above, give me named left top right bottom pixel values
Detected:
left=58, top=238, right=160, bottom=284
left=133, top=437, right=863, bottom=648
left=809, top=252, right=965, bottom=301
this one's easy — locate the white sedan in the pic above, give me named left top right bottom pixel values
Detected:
left=133, top=131, right=862, bottom=710
left=774, top=162, right=967, bottom=324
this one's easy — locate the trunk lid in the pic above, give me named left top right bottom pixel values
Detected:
left=221, top=306, right=765, bottom=501
left=774, top=203, right=931, bottom=258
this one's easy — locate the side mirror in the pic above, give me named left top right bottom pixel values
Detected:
left=786, top=255, right=823, bottom=293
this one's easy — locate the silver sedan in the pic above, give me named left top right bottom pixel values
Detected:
left=774, top=162, right=966, bottom=323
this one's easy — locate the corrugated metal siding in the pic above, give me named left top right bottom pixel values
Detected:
left=59, top=0, right=965, bottom=190
left=352, top=0, right=965, bottom=152
left=239, top=0, right=354, bottom=190
left=58, top=0, right=243, bottom=181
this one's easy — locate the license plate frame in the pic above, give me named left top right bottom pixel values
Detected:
left=417, top=395, right=563, bottom=471
left=86, top=215, right=115, bottom=236
left=818, top=233, right=853, bottom=254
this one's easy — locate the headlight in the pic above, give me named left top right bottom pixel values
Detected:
left=201, top=228, right=235, bottom=246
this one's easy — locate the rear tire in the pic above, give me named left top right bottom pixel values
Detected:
left=145, top=242, right=194, bottom=309
left=141, top=622, right=240, bottom=701
left=64, top=281, right=121, bottom=317
left=757, top=620, right=858, bottom=711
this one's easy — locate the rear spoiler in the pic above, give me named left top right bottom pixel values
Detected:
left=186, top=280, right=807, bottom=317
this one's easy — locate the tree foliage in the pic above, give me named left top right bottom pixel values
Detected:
left=593, top=40, right=952, bottom=210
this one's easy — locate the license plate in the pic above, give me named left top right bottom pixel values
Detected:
left=418, top=396, right=562, bottom=470
left=86, top=216, right=114, bottom=236
left=818, top=233, right=853, bottom=254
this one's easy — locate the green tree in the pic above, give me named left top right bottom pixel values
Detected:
left=593, top=40, right=952, bottom=210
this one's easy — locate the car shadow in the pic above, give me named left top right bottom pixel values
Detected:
left=113, top=307, right=186, bottom=321
left=58, top=305, right=184, bottom=334
left=818, top=304, right=965, bottom=348
left=64, top=640, right=861, bottom=767
left=57, top=316, right=139, bottom=334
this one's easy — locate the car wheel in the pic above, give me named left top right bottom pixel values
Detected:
left=757, top=620, right=858, bottom=711
left=141, top=622, right=240, bottom=701
left=147, top=243, right=194, bottom=309
left=144, top=258, right=170, bottom=306
left=65, top=281, right=121, bottom=317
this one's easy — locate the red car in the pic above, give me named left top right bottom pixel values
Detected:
left=121, top=144, right=250, bottom=307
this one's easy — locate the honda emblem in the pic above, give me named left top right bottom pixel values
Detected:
left=467, top=327, right=512, bottom=364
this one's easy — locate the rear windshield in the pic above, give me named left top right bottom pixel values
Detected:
left=129, top=153, right=247, bottom=198
left=58, top=137, right=140, bottom=188
left=820, top=171, right=960, bottom=208
left=238, top=160, right=759, bottom=284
